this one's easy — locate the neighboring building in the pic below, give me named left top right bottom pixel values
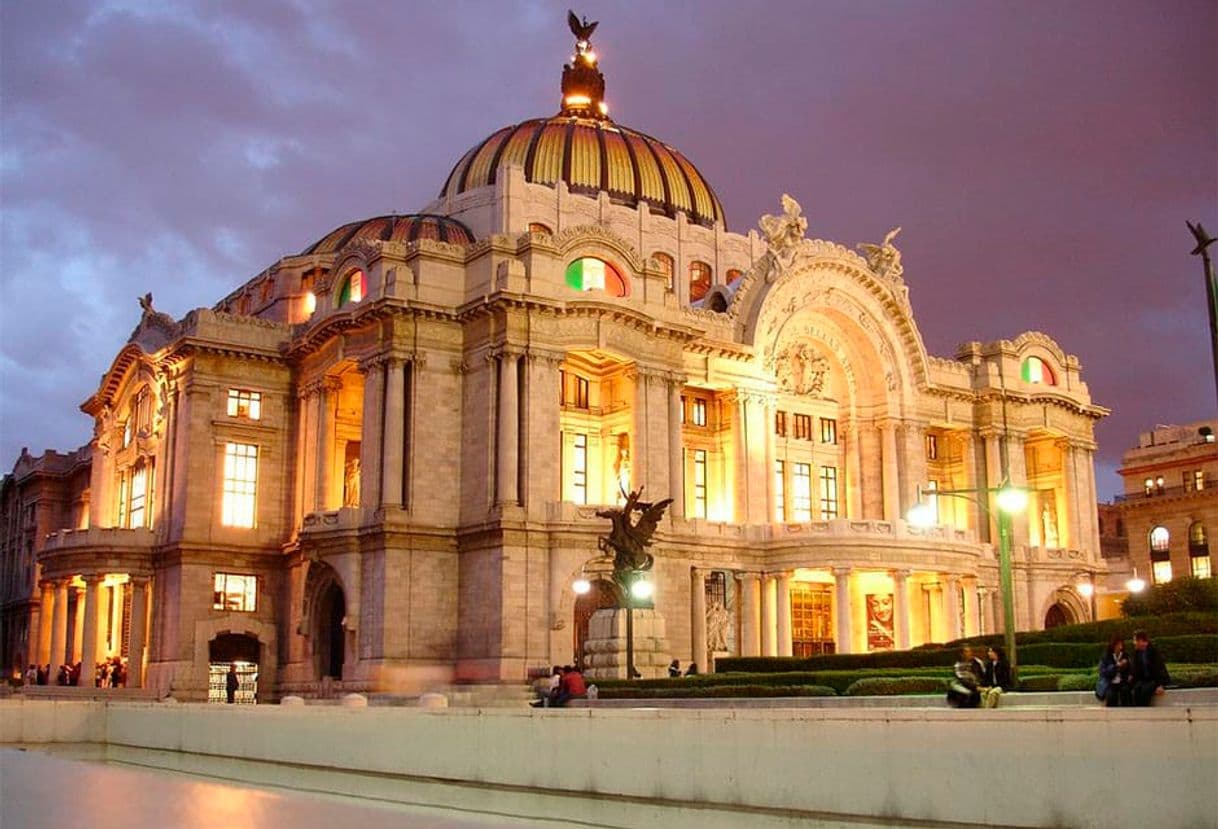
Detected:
left=1117, top=420, right=1217, bottom=587
left=0, top=447, right=91, bottom=679
left=0, top=20, right=1110, bottom=699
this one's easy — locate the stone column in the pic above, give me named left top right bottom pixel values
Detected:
left=358, top=356, right=385, bottom=511
left=760, top=574, right=775, bottom=656
left=71, top=587, right=85, bottom=663
left=80, top=575, right=103, bottom=682
left=776, top=572, right=792, bottom=657
left=879, top=421, right=900, bottom=522
left=1081, top=447, right=1101, bottom=557
left=980, top=587, right=996, bottom=635
left=962, top=577, right=980, bottom=637
left=764, top=399, right=777, bottom=522
left=901, top=421, right=928, bottom=517
left=292, top=385, right=311, bottom=530
left=739, top=573, right=761, bottom=657
left=982, top=429, right=1003, bottom=543
left=944, top=575, right=963, bottom=642
left=845, top=421, right=862, bottom=519
left=733, top=395, right=748, bottom=524
left=630, top=368, right=649, bottom=491
left=891, top=569, right=911, bottom=650
left=315, top=378, right=342, bottom=510
left=496, top=349, right=520, bottom=505
left=924, top=582, right=943, bottom=643
left=690, top=568, right=707, bottom=670
left=126, top=577, right=150, bottom=688
left=36, top=582, right=53, bottom=665
left=667, top=376, right=685, bottom=517
left=49, top=579, right=69, bottom=669
left=381, top=357, right=407, bottom=507
left=957, top=431, right=980, bottom=536
left=833, top=567, right=853, bottom=654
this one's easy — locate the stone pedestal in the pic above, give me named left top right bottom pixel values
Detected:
left=582, top=608, right=670, bottom=680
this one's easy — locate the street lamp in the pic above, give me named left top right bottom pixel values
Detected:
left=1126, top=567, right=1147, bottom=594
left=571, top=555, right=653, bottom=679
left=908, top=480, right=1028, bottom=682
left=1072, top=571, right=1098, bottom=622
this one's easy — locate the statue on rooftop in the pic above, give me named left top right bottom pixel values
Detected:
left=759, top=194, right=808, bottom=277
left=857, top=227, right=904, bottom=281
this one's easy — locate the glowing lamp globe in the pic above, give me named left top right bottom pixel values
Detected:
left=906, top=503, right=935, bottom=529
left=630, top=579, right=654, bottom=600
left=995, top=486, right=1028, bottom=514
left=572, top=577, right=591, bottom=595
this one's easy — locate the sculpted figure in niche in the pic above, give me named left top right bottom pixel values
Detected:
left=706, top=599, right=730, bottom=652
left=343, top=458, right=361, bottom=507
left=1041, top=495, right=1059, bottom=549
left=774, top=341, right=829, bottom=397
left=759, top=194, right=808, bottom=275
left=857, top=227, right=904, bottom=281
left=613, top=434, right=631, bottom=502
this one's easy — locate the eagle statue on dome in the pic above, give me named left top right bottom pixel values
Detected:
left=857, top=227, right=904, bottom=281
left=568, top=10, right=598, bottom=44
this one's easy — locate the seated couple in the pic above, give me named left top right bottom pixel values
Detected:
left=532, top=664, right=587, bottom=708
left=1096, top=630, right=1169, bottom=707
left=947, top=645, right=1012, bottom=709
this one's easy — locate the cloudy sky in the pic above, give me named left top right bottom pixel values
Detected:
left=1, top=0, right=1215, bottom=499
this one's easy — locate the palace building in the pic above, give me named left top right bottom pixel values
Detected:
left=1, top=19, right=1110, bottom=698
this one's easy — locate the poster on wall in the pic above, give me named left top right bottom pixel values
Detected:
left=867, top=593, right=895, bottom=651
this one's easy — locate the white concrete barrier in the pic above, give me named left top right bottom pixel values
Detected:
left=2, top=700, right=1215, bottom=828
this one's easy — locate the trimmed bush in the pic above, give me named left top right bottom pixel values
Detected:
left=845, top=677, right=946, bottom=696
left=597, top=684, right=836, bottom=699
left=1170, top=666, right=1218, bottom=688
left=950, top=611, right=1218, bottom=649
left=1057, top=673, right=1098, bottom=692
left=1123, top=578, right=1218, bottom=617
left=1016, top=674, right=1063, bottom=692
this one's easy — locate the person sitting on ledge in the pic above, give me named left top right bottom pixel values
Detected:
left=551, top=664, right=586, bottom=707
left=684, top=662, right=699, bottom=676
left=946, top=646, right=983, bottom=708
left=668, top=659, right=681, bottom=677
left=1130, top=629, right=1170, bottom=706
left=981, top=645, right=1012, bottom=708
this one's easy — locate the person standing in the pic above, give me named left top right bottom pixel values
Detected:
left=1097, top=636, right=1132, bottom=707
left=225, top=663, right=240, bottom=704
left=1130, top=630, right=1169, bottom=706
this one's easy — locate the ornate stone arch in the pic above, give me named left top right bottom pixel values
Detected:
left=301, top=558, right=345, bottom=637
left=1041, top=584, right=1089, bottom=627
left=552, top=224, right=649, bottom=275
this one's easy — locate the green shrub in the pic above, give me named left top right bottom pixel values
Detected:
left=598, top=684, right=836, bottom=699
left=1165, top=665, right=1218, bottom=688
left=845, top=677, right=946, bottom=696
left=950, top=611, right=1218, bottom=648
left=1123, top=578, right=1218, bottom=617
left=1057, top=673, right=1098, bottom=692
left=1017, top=674, right=1063, bottom=692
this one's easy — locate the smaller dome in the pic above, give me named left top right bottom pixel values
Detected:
left=302, top=214, right=475, bottom=256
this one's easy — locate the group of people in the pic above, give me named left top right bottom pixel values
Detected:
left=24, top=657, right=128, bottom=688
left=947, top=645, right=1012, bottom=708
left=532, top=664, right=589, bottom=708
left=1096, top=630, right=1170, bottom=707
left=667, top=659, right=699, bottom=677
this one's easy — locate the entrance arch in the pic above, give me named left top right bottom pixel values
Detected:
left=1044, top=602, right=1074, bottom=629
left=315, top=581, right=346, bottom=680
left=208, top=633, right=260, bottom=703
left=573, top=579, right=619, bottom=669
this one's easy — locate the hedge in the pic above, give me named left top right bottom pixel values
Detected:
left=951, top=611, right=1218, bottom=648
left=715, top=630, right=1218, bottom=675
left=1122, top=578, right=1218, bottom=616
left=597, top=684, right=836, bottom=699
left=845, top=677, right=946, bottom=696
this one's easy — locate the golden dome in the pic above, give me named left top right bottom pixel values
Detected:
left=439, top=16, right=725, bottom=228
left=302, top=213, right=475, bottom=255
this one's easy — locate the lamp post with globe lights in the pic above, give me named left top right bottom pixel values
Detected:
left=908, top=480, right=1028, bottom=683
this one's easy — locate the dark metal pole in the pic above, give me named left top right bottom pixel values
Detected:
left=1187, top=221, right=1218, bottom=409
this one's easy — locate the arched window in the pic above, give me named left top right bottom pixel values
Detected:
left=1189, top=521, right=1208, bottom=548
left=528, top=222, right=552, bottom=235
left=1149, top=525, right=1170, bottom=552
left=565, top=257, right=628, bottom=297
left=338, top=270, right=366, bottom=307
left=1191, top=521, right=1212, bottom=579
left=652, top=252, right=675, bottom=291
left=1021, top=355, right=1055, bottom=385
left=689, top=261, right=712, bottom=302
left=726, top=268, right=744, bottom=285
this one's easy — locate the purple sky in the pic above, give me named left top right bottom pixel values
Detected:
left=2, top=1, right=1215, bottom=500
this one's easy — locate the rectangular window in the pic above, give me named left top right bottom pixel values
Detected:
left=221, top=442, right=258, bottom=528
left=226, top=389, right=262, bottom=420
left=560, top=373, right=589, bottom=409
left=693, top=449, right=708, bottom=518
left=926, top=480, right=940, bottom=525
left=794, top=414, right=813, bottom=441
left=1192, top=555, right=1212, bottom=579
left=575, top=376, right=589, bottom=409
left=926, top=433, right=938, bottom=460
left=820, top=417, right=837, bottom=445
left=116, top=473, right=128, bottom=528
left=792, top=463, right=812, bottom=521
left=1194, top=470, right=1205, bottom=491
left=774, top=460, right=785, bottom=522
left=212, top=573, right=257, bottom=612
left=128, top=464, right=148, bottom=528
left=1152, top=559, right=1172, bottom=584
left=819, top=466, right=838, bottom=519
left=692, top=399, right=708, bottom=427
left=571, top=433, right=588, bottom=505
left=680, top=395, right=687, bottom=423
left=775, top=410, right=787, bottom=437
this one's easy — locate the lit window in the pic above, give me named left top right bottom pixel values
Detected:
left=1189, top=521, right=1208, bottom=549
left=680, top=395, right=687, bottom=424
left=565, top=257, right=627, bottom=297
left=338, top=270, right=366, bottom=306
left=819, top=466, right=838, bottom=519
left=128, top=464, right=149, bottom=529
left=726, top=268, right=743, bottom=285
left=792, top=463, right=812, bottom=521
left=1150, top=526, right=1169, bottom=552
left=775, top=460, right=785, bottom=522
left=1192, top=470, right=1206, bottom=491
left=820, top=417, right=837, bottom=445
left=926, top=480, right=940, bottom=525
left=794, top=414, right=812, bottom=441
left=775, top=410, right=787, bottom=437
left=570, top=434, right=587, bottom=505
left=689, top=261, right=712, bottom=302
left=1152, top=559, right=1173, bottom=584
left=926, top=433, right=938, bottom=460
left=213, top=573, right=257, bottom=612
left=653, top=253, right=675, bottom=291
left=1021, top=356, right=1055, bottom=385
left=561, top=373, right=590, bottom=409
left=1144, top=477, right=1155, bottom=496
left=227, top=389, right=262, bottom=420
left=693, top=449, right=708, bottom=518
left=221, top=443, right=258, bottom=528
left=528, top=222, right=553, bottom=235
left=303, top=291, right=317, bottom=316
left=1193, top=556, right=1212, bottom=579
left=117, top=473, right=128, bottom=528
left=692, top=399, right=707, bottom=427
